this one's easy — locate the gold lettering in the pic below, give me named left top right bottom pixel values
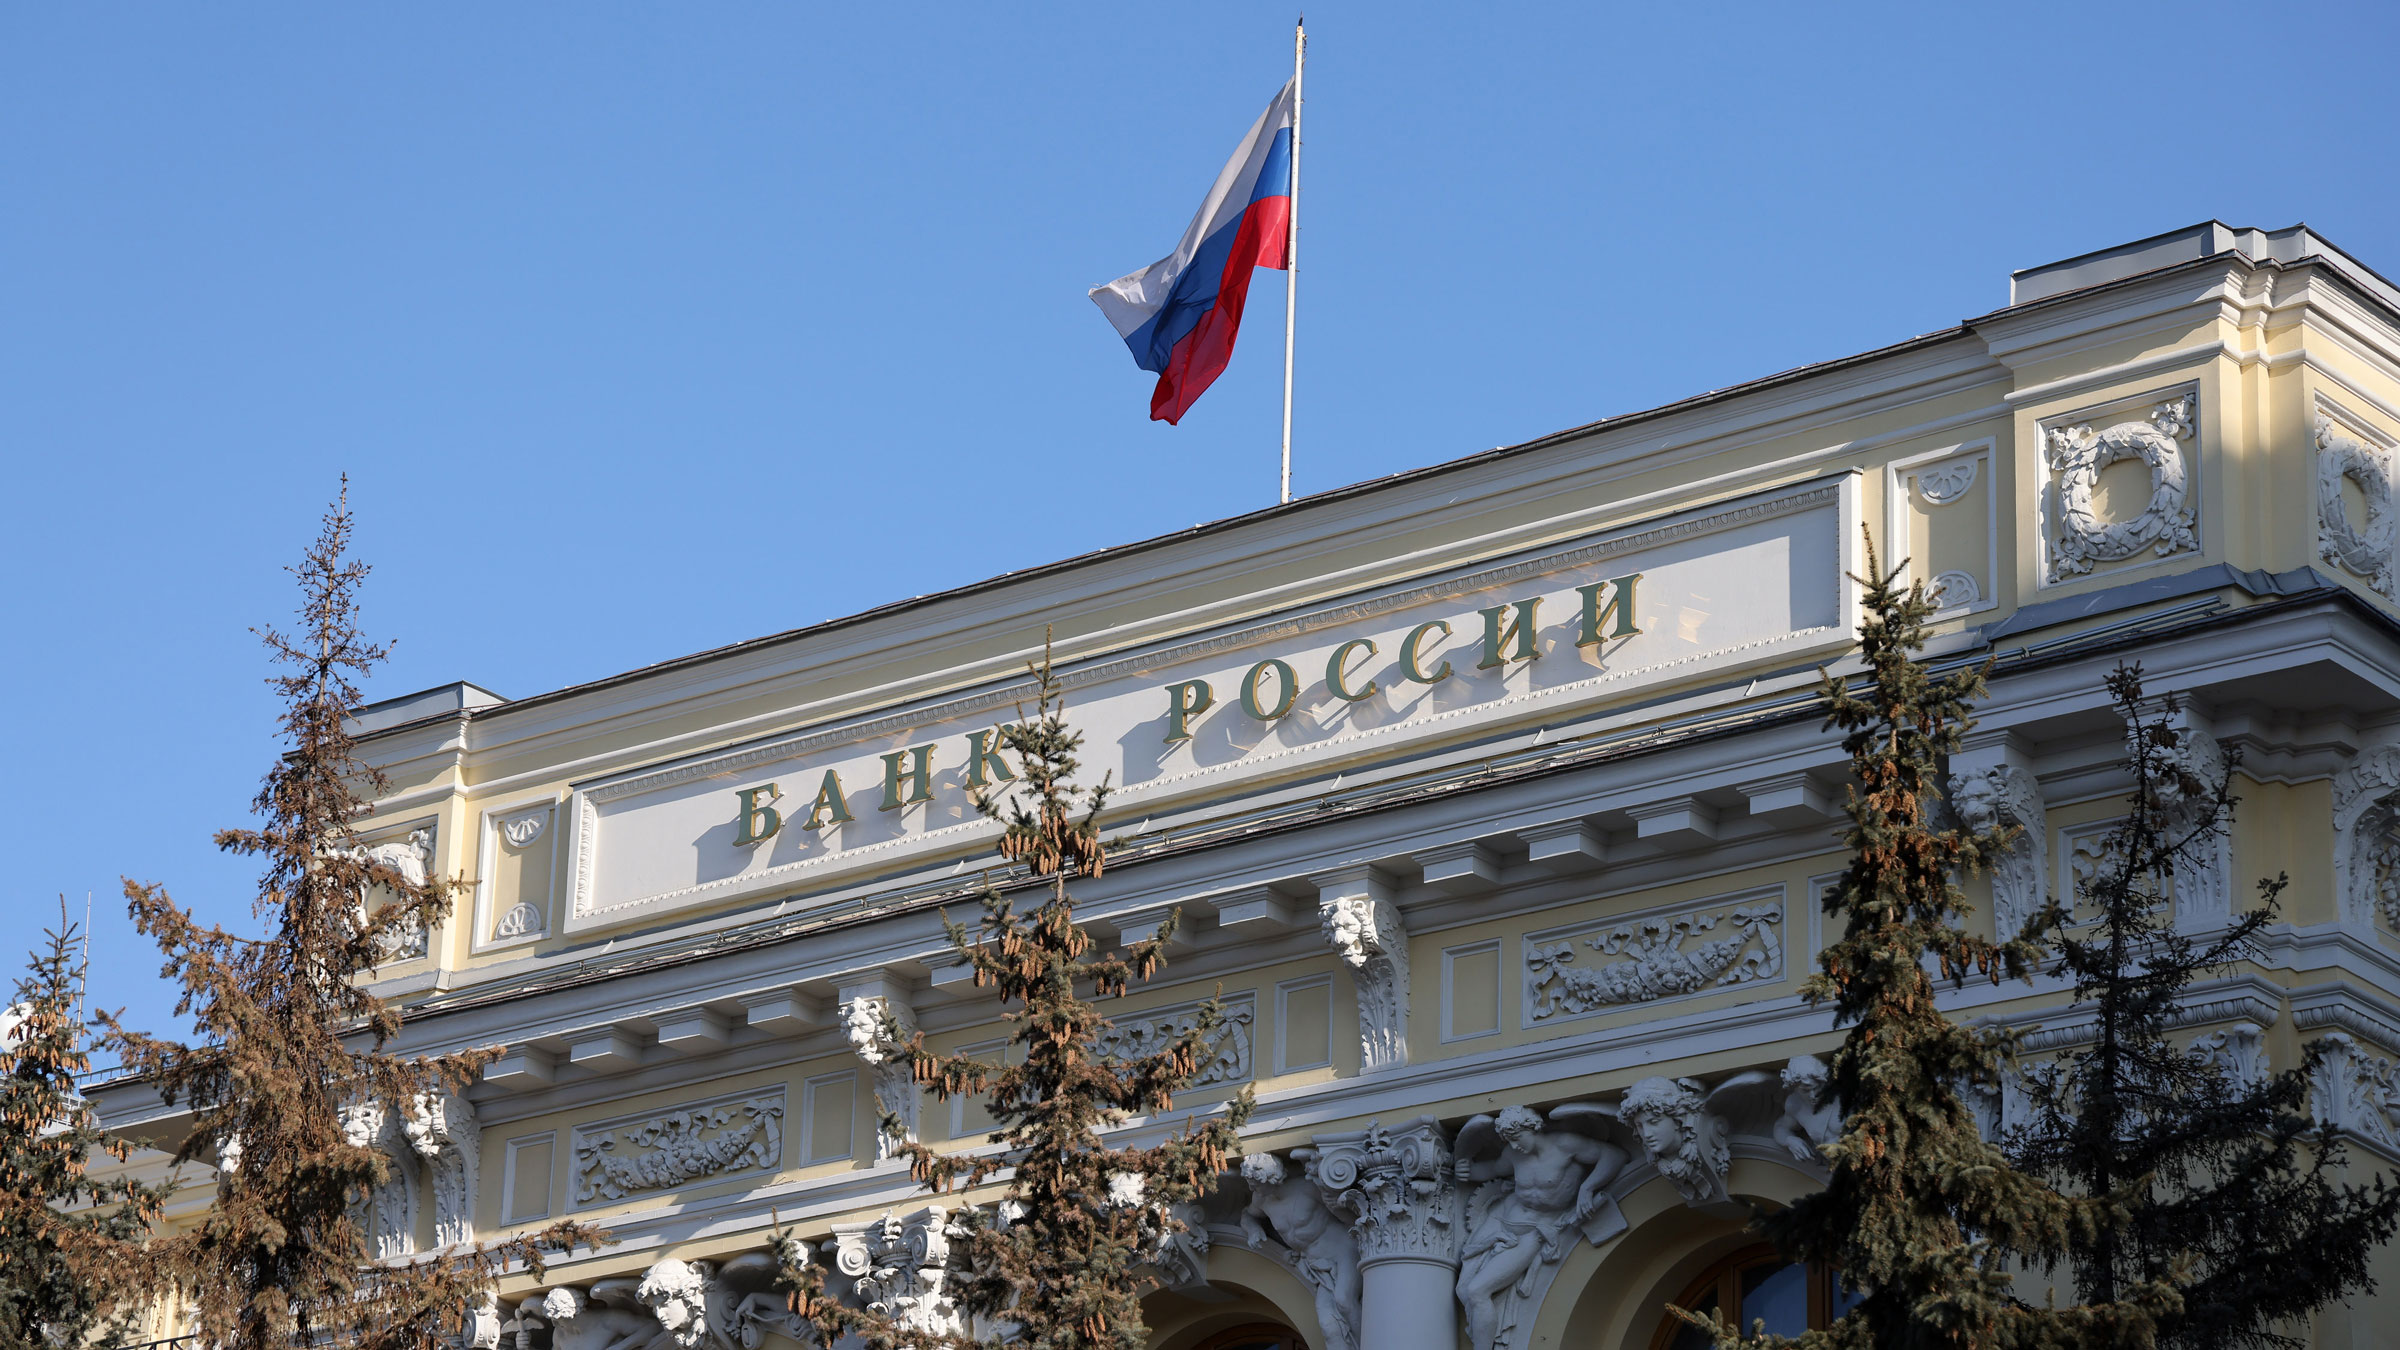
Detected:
left=879, top=744, right=935, bottom=811
left=964, top=727, right=1016, bottom=790
left=732, top=784, right=782, bottom=847
left=1241, top=659, right=1300, bottom=720
left=803, top=769, right=853, bottom=830
left=1477, top=597, right=1541, bottom=669
left=1401, top=620, right=1453, bottom=684
left=1576, top=573, right=1642, bottom=646
left=1164, top=679, right=1214, bottom=743
left=1326, top=638, right=1379, bottom=701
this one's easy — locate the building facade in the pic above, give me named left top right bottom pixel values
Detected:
left=97, top=222, right=2400, bottom=1349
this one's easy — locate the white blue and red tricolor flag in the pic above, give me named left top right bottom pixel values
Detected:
left=1089, top=80, right=1296, bottom=425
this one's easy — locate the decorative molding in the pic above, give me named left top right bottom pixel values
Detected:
left=494, top=902, right=545, bottom=941
left=339, top=1100, right=416, bottom=1259
left=2146, top=702, right=2235, bottom=927
left=1523, top=890, right=1782, bottom=1025
left=2190, top=1022, right=2268, bottom=1089
left=2043, top=392, right=2199, bottom=583
left=404, top=1090, right=480, bottom=1248
left=832, top=1207, right=968, bottom=1338
left=500, top=811, right=549, bottom=849
left=1914, top=457, right=1979, bottom=504
left=1311, top=1116, right=1459, bottom=1267
left=349, top=821, right=435, bottom=962
left=2316, top=409, right=2397, bottom=599
left=1928, top=570, right=1981, bottom=612
left=1093, top=991, right=1255, bottom=1089
left=569, top=1088, right=785, bottom=1207
left=840, top=991, right=921, bottom=1162
left=2310, top=1032, right=2400, bottom=1156
left=2335, top=737, right=2400, bottom=930
left=1239, top=1152, right=1361, bottom=1350
left=1320, top=879, right=1410, bottom=1075
left=1948, top=764, right=2045, bottom=938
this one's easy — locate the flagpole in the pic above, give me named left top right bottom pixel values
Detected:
left=1279, top=18, right=1304, bottom=505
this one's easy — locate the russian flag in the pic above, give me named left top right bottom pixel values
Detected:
left=1089, top=80, right=1296, bottom=425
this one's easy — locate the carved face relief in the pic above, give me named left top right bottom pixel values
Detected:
left=635, top=1259, right=711, bottom=1348
left=1239, top=1152, right=1288, bottom=1187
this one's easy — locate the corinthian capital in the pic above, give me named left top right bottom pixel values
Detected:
left=1309, top=1116, right=1459, bottom=1267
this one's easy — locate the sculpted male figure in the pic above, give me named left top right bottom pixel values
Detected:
left=1238, top=1153, right=1360, bottom=1350
left=1453, top=1105, right=1627, bottom=1350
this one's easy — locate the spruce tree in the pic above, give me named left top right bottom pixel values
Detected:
left=1694, top=535, right=2180, bottom=1350
left=0, top=904, right=170, bottom=1347
left=98, top=488, right=602, bottom=1350
left=2004, top=664, right=2399, bottom=1350
left=780, top=646, right=1253, bottom=1350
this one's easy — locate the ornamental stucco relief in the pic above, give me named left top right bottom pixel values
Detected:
left=570, top=1088, right=785, bottom=1206
left=1524, top=894, right=1782, bottom=1023
left=2329, top=739, right=2400, bottom=929
left=2310, top=1032, right=2400, bottom=1155
left=1093, top=991, right=1255, bottom=1088
left=1948, top=764, right=2046, bottom=938
left=2042, top=394, right=2199, bottom=583
left=2317, top=412, right=2397, bottom=599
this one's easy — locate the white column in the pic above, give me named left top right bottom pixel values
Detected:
left=1312, top=1117, right=1460, bottom=1350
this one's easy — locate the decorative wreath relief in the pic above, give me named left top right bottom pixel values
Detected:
left=2045, top=395, right=2199, bottom=581
left=2316, top=414, right=2396, bottom=599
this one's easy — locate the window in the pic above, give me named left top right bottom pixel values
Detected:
left=1652, top=1245, right=1861, bottom=1350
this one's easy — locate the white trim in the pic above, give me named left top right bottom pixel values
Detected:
left=1440, top=939, right=1502, bottom=1043
left=1884, top=437, right=2000, bottom=617
left=470, top=794, right=563, bottom=956
left=799, top=1068, right=859, bottom=1165
left=1273, top=974, right=1335, bottom=1075
left=499, top=1131, right=555, bottom=1226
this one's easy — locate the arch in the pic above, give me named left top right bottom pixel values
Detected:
left=1145, top=1241, right=1321, bottom=1350
left=1531, top=1154, right=1823, bottom=1350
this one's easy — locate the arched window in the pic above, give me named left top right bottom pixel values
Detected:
left=1651, top=1245, right=1861, bottom=1350
left=1190, top=1326, right=1303, bottom=1350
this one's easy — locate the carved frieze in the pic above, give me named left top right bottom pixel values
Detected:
left=570, top=1088, right=785, bottom=1206
left=2043, top=394, right=2199, bottom=582
left=1524, top=893, right=1781, bottom=1024
left=1094, top=991, right=1255, bottom=1088
left=2317, top=412, right=2396, bottom=599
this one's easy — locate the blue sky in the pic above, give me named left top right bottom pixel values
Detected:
left=7, top=2, right=2398, bottom=1050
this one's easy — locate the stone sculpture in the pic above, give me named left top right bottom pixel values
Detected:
left=1238, top=1152, right=1360, bottom=1350
left=1621, top=1076, right=1731, bottom=1207
left=1771, top=1055, right=1840, bottom=1163
left=1451, top=1104, right=1627, bottom=1350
